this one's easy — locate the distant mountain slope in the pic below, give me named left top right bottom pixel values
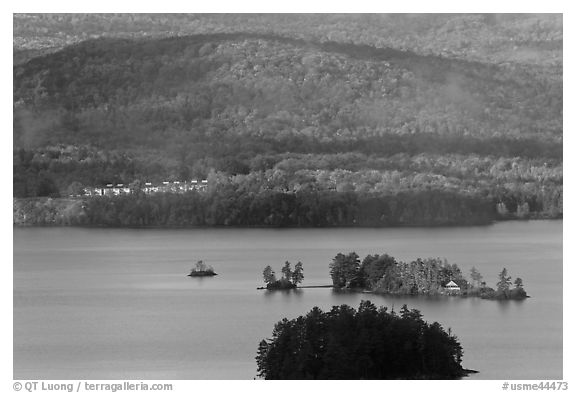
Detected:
left=13, top=33, right=561, bottom=153
left=14, top=14, right=562, bottom=67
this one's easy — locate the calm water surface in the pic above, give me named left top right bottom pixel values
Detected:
left=13, top=221, right=562, bottom=379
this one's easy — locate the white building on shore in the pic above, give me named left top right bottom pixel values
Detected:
left=83, top=179, right=208, bottom=197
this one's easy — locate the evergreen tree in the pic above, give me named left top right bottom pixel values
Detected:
left=360, top=254, right=396, bottom=289
left=281, top=261, right=292, bottom=281
left=329, top=252, right=361, bottom=288
left=263, top=265, right=276, bottom=284
left=496, top=268, right=512, bottom=292
left=470, top=266, right=483, bottom=287
left=510, top=277, right=528, bottom=299
left=291, top=261, right=304, bottom=285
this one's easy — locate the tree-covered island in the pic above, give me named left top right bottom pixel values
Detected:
left=260, top=261, right=304, bottom=290
left=188, top=260, right=217, bottom=277
left=329, top=252, right=528, bottom=300
left=256, top=300, right=473, bottom=379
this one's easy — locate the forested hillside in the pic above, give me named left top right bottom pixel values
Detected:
left=14, top=14, right=562, bottom=66
left=13, top=15, right=562, bottom=226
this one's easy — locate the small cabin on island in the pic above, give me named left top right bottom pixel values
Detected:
left=445, top=280, right=461, bottom=291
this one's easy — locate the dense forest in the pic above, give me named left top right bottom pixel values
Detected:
left=256, top=301, right=468, bottom=379
left=13, top=14, right=562, bottom=227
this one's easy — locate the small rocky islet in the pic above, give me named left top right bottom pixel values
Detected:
left=187, top=260, right=217, bottom=277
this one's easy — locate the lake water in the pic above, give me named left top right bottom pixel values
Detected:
left=13, top=221, right=562, bottom=380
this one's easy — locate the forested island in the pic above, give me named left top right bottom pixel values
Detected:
left=256, top=300, right=472, bottom=379
left=13, top=15, right=562, bottom=227
left=259, top=261, right=304, bottom=290
left=329, top=252, right=528, bottom=300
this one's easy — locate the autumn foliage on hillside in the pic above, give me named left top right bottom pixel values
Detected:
left=13, top=16, right=562, bottom=226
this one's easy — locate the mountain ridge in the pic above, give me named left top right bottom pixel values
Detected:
left=14, top=14, right=562, bottom=67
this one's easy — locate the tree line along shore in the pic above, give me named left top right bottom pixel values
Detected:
left=13, top=188, right=559, bottom=228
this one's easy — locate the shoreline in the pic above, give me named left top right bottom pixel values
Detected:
left=257, top=285, right=334, bottom=290
left=13, top=195, right=561, bottom=229
left=12, top=216, right=562, bottom=230
left=258, top=285, right=529, bottom=301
